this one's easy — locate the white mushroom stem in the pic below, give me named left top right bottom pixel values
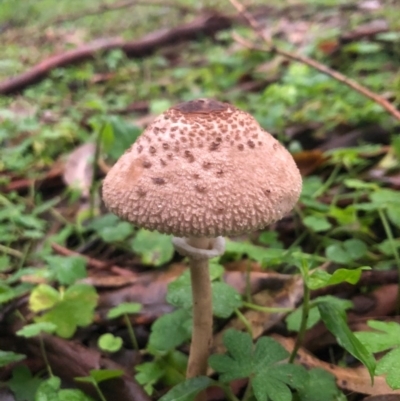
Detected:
left=172, top=236, right=225, bottom=382
left=186, top=237, right=212, bottom=379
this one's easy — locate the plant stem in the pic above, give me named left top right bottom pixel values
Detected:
left=313, top=163, right=341, bottom=198
left=242, top=302, right=293, bottom=313
left=378, top=208, right=400, bottom=314
left=218, top=383, right=241, bottom=401
left=0, top=244, right=23, bottom=259
left=245, top=259, right=252, bottom=303
left=89, top=129, right=103, bottom=219
left=234, top=308, right=253, bottom=336
left=241, top=377, right=254, bottom=401
left=123, top=313, right=139, bottom=351
left=39, top=336, right=53, bottom=377
left=92, top=380, right=108, bottom=401
left=289, top=278, right=310, bottom=363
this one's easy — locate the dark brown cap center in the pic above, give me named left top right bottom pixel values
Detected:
left=172, top=99, right=229, bottom=115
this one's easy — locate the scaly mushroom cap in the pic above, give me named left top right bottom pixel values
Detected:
left=102, top=99, right=302, bottom=237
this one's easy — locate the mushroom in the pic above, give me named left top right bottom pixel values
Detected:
left=102, top=98, right=302, bottom=385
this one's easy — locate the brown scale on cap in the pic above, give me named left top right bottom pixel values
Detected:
left=102, top=98, right=302, bottom=237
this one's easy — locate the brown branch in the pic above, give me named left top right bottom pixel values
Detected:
left=229, top=0, right=400, bottom=122
left=51, top=242, right=137, bottom=277
left=0, top=13, right=231, bottom=95
left=51, top=0, right=195, bottom=25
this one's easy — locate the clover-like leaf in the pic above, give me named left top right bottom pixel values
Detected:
left=148, top=309, right=192, bottom=353
left=45, top=255, right=87, bottom=285
left=297, top=368, right=340, bottom=401
left=356, top=320, right=400, bottom=353
left=7, top=365, right=41, bottom=401
left=209, top=330, right=253, bottom=382
left=98, top=333, right=123, bottom=353
left=0, top=351, right=26, bottom=368
left=29, top=284, right=60, bottom=312
left=209, top=329, right=309, bottom=401
left=131, top=229, right=174, bottom=266
left=167, top=270, right=242, bottom=318
left=17, top=322, right=57, bottom=338
left=135, top=360, right=166, bottom=395
left=34, top=284, right=98, bottom=338
left=325, top=239, right=368, bottom=264
left=159, top=377, right=213, bottom=401
left=355, top=320, right=400, bottom=390
left=107, top=302, right=142, bottom=319
left=375, top=347, right=400, bottom=389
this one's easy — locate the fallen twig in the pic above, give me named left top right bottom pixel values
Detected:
left=50, top=0, right=195, bottom=26
left=229, top=0, right=400, bottom=122
left=0, top=13, right=231, bottom=95
left=51, top=242, right=136, bottom=277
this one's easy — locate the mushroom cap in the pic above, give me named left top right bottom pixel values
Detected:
left=102, top=99, right=302, bottom=237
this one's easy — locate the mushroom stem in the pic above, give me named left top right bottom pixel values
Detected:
left=186, top=237, right=213, bottom=381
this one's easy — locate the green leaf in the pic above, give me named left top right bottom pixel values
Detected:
left=131, top=229, right=174, bottom=266
left=87, top=214, right=133, bottom=242
left=150, top=99, right=172, bottom=115
left=29, top=284, right=60, bottom=312
left=0, top=350, right=26, bottom=367
left=387, top=206, right=400, bottom=229
left=159, top=377, right=213, bottom=401
left=34, top=376, right=61, bottom=401
left=58, top=389, right=94, bottom=401
left=0, top=255, right=10, bottom=271
left=375, top=347, right=400, bottom=389
left=107, top=302, right=142, bottom=319
left=98, top=333, right=123, bottom=353
left=318, top=301, right=376, bottom=379
left=297, top=368, right=339, bottom=401
left=167, top=270, right=242, bottom=318
left=8, top=365, right=42, bottom=401
left=75, top=369, right=124, bottom=385
left=148, top=309, right=192, bottom=353
left=210, top=330, right=309, bottom=401
left=325, top=239, right=367, bottom=264
left=253, top=364, right=308, bottom=401
left=376, top=239, right=400, bottom=256
left=0, top=283, right=17, bottom=304
left=45, top=256, right=87, bottom=285
left=100, top=222, right=133, bottom=242
left=209, top=330, right=253, bottom=382
left=90, top=369, right=124, bottom=383
left=343, top=178, right=378, bottom=190
left=308, top=266, right=370, bottom=290
left=211, top=282, right=243, bottom=318
left=102, top=116, right=142, bottom=160
left=135, top=361, right=166, bottom=395
left=34, top=284, right=98, bottom=338
left=166, top=272, right=192, bottom=309
left=288, top=296, right=352, bottom=332
left=355, top=320, right=400, bottom=353
left=286, top=306, right=321, bottom=332
left=16, top=322, right=57, bottom=338
left=303, top=215, right=332, bottom=232
left=225, top=240, right=286, bottom=264
left=370, top=189, right=400, bottom=207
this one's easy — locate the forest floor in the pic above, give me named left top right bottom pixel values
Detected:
left=1, top=1, right=400, bottom=400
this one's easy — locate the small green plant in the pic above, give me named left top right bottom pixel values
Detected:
left=75, top=369, right=124, bottom=401
left=106, top=302, right=142, bottom=350
left=356, top=320, right=400, bottom=390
